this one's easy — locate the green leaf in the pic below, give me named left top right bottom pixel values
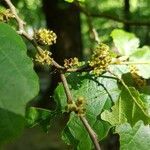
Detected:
left=0, top=23, right=39, bottom=145
left=129, top=46, right=150, bottom=79
left=62, top=114, right=111, bottom=150
left=54, top=72, right=120, bottom=113
left=101, top=87, right=150, bottom=126
left=26, top=107, right=56, bottom=132
left=65, top=0, right=74, bottom=2
left=139, top=86, right=150, bottom=115
left=101, top=99, right=127, bottom=126
left=93, top=119, right=111, bottom=140
left=111, top=29, right=140, bottom=56
left=65, top=0, right=85, bottom=3
left=108, top=65, right=129, bottom=78
left=54, top=72, right=119, bottom=149
left=62, top=114, right=92, bottom=150
left=116, top=121, right=150, bottom=150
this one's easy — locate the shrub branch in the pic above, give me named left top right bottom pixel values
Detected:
left=4, top=0, right=101, bottom=149
left=60, top=73, right=101, bottom=150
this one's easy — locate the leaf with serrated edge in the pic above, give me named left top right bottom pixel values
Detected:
left=101, top=87, right=150, bottom=126
left=55, top=72, right=120, bottom=149
left=116, top=121, right=150, bottom=150
left=101, top=99, right=127, bottom=126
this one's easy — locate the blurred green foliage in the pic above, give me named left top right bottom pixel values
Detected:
left=80, top=0, right=150, bottom=58
left=15, top=0, right=45, bottom=28
left=11, top=0, right=149, bottom=56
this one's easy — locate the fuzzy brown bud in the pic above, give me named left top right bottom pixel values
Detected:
left=64, top=57, right=80, bottom=69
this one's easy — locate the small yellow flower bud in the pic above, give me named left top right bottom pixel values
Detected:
left=64, top=57, right=80, bottom=69
left=35, top=48, right=52, bottom=65
left=0, top=9, right=15, bottom=22
left=35, top=28, right=57, bottom=46
left=77, top=107, right=86, bottom=116
left=67, top=101, right=77, bottom=112
left=76, top=96, right=86, bottom=116
left=129, top=65, right=139, bottom=74
left=89, top=43, right=112, bottom=76
left=76, top=96, right=85, bottom=107
left=66, top=96, right=86, bottom=116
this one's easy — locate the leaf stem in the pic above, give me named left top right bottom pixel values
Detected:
left=118, top=61, right=150, bottom=65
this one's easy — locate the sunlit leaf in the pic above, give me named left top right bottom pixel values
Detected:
left=111, top=29, right=140, bottom=56
left=129, top=46, right=150, bottom=79
left=101, top=87, right=150, bottom=126
left=116, top=121, right=150, bottom=150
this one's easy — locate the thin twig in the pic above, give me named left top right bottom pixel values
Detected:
left=80, top=116, right=101, bottom=150
left=60, top=73, right=101, bottom=150
left=4, top=0, right=25, bottom=32
left=60, top=73, right=73, bottom=104
left=21, top=31, right=34, bottom=41
left=92, top=28, right=100, bottom=43
left=86, top=16, right=100, bottom=43
left=52, top=60, right=65, bottom=70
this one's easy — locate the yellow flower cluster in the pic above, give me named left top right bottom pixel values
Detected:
left=0, top=9, right=14, bottom=22
left=35, top=28, right=57, bottom=46
left=89, top=43, right=112, bottom=76
left=35, top=48, right=52, bottom=65
left=64, top=57, right=79, bottom=68
left=129, top=65, right=146, bottom=88
left=67, top=96, right=86, bottom=116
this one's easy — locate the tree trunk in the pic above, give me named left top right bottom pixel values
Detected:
left=41, top=0, right=82, bottom=108
left=124, top=0, right=130, bottom=31
left=42, top=0, right=82, bottom=63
